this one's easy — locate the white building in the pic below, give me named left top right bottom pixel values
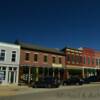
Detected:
left=0, top=42, right=20, bottom=85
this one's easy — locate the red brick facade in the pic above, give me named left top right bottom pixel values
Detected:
left=82, top=48, right=96, bottom=68
left=20, top=49, right=65, bottom=67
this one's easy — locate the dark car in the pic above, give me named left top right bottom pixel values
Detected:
left=82, top=77, right=90, bottom=84
left=32, top=77, right=60, bottom=88
left=86, top=76, right=97, bottom=82
left=63, top=76, right=83, bottom=85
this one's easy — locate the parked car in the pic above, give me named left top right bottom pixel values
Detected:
left=63, top=76, right=83, bottom=86
left=87, top=76, right=98, bottom=82
left=32, top=77, right=60, bottom=88
left=82, top=77, right=90, bottom=84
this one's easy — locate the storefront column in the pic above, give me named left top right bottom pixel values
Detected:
left=63, top=69, right=68, bottom=79
left=28, top=66, right=31, bottom=84
left=66, top=69, right=69, bottom=79
left=36, top=67, right=39, bottom=81
left=5, top=66, right=9, bottom=84
left=58, top=68, right=60, bottom=80
left=82, top=68, right=85, bottom=78
left=16, top=67, right=19, bottom=84
left=53, top=68, right=55, bottom=77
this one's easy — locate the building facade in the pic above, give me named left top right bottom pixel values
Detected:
left=62, top=47, right=97, bottom=78
left=62, top=47, right=83, bottom=78
left=16, top=41, right=65, bottom=84
left=0, top=40, right=100, bottom=86
left=95, top=51, right=100, bottom=77
left=0, top=42, right=20, bottom=85
left=82, top=48, right=96, bottom=77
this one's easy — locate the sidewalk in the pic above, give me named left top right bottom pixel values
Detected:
left=0, top=85, right=57, bottom=96
left=0, top=83, right=100, bottom=97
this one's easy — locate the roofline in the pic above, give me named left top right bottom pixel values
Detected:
left=21, top=46, right=65, bottom=56
left=0, top=42, right=20, bottom=48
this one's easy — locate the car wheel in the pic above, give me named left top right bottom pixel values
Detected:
left=34, top=85, right=37, bottom=88
left=63, top=83, right=66, bottom=86
left=48, top=84, right=52, bottom=88
left=75, top=83, right=79, bottom=85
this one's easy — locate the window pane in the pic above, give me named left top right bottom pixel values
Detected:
left=67, top=54, right=70, bottom=61
left=0, top=50, right=5, bottom=61
left=25, top=53, right=30, bottom=61
left=84, top=56, right=86, bottom=64
left=88, top=57, right=90, bottom=65
left=44, top=55, right=48, bottom=62
left=34, top=54, right=38, bottom=62
left=12, top=51, right=16, bottom=62
left=59, top=57, right=62, bottom=64
left=52, top=57, right=56, bottom=63
left=2, top=67, right=6, bottom=70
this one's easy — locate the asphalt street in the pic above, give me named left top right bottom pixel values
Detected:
left=0, top=84, right=100, bottom=100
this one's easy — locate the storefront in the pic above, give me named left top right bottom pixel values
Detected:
left=19, top=65, right=65, bottom=84
left=0, top=42, right=20, bottom=85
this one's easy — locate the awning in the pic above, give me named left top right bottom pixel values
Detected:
left=84, top=68, right=96, bottom=73
left=68, top=69, right=82, bottom=74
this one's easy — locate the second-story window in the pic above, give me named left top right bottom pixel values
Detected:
left=34, top=54, right=38, bottom=62
left=67, top=54, right=70, bottom=61
left=92, top=58, right=94, bottom=65
left=12, top=51, right=16, bottom=62
left=75, top=55, right=79, bottom=63
left=25, top=53, right=30, bottom=61
left=99, top=59, right=100, bottom=65
left=84, top=56, right=86, bottom=64
left=96, top=59, right=98, bottom=65
left=0, top=50, right=5, bottom=61
left=88, top=57, right=90, bottom=65
left=44, top=55, right=48, bottom=63
left=72, top=55, right=74, bottom=63
left=52, top=56, right=56, bottom=63
left=59, top=57, right=62, bottom=64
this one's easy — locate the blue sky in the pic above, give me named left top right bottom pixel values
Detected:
left=0, top=0, right=100, bottom=50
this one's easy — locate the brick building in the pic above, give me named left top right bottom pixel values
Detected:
left=62, top=47, right=97, bottom=78
left=82, top=48, right=96, bottom=77
left=95, top=51, right=100, bottom=77
left=62, top=47, right=83, bottom=78
left=16, top=41, right=65, bottom=84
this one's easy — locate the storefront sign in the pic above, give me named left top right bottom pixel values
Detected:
left=52, top=64, right=62, bottom=68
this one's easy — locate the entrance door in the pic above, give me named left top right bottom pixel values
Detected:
left=8, top=71, right=15, bottom=84
left=10, top=72, right=14, bottom=83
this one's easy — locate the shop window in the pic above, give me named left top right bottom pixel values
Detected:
left=23, top=66, right=29, bottom=74
left=0, top=50, right=5, bottom=61
left=11, top=51, right=16, bottom=62
left=0, top=68, right=6, bottom=80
